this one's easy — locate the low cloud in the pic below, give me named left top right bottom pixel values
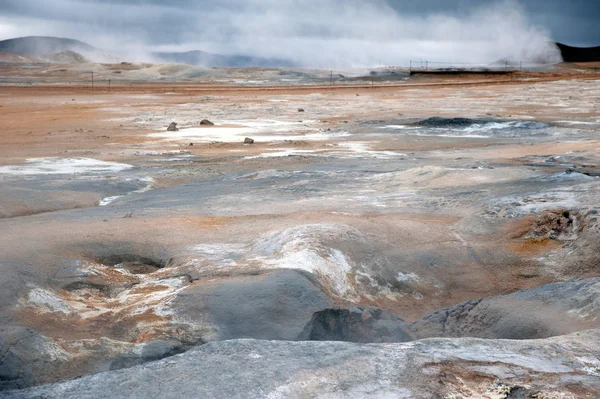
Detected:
left=0, top=0, right=563, bottom=67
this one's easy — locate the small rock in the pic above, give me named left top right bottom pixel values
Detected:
left=189, top=143, right=194, bottom=146
left=298, top=108, right=305, bottom=112
left=244, top=137, right=255, bottom=144
left=200, top=119, right=214, bottom=126
left=167, top=122, right=178, bottom=132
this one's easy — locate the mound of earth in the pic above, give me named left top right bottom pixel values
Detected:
left=300, top=278, right=600, bottom=343
left=409, top=278, right=600, bottom=340
left=0, top=53, right=36, bottom=63
left=43, top=51, right=89, bottom=64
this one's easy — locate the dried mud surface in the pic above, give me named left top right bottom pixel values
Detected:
left=1, top=69, right=600, bottom=397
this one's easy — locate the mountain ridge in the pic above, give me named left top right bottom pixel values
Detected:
left=0, top=36, right=295, bottom=67
left=0, top=36, right=96, bottom=55
left=556, top=42, right=600, bottom=62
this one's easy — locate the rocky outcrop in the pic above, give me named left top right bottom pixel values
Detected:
left=523, top=208, right=583, bottom=241
left=409, top=278, right=600, bottom=340
left=3, top=331, right=599, bottom=398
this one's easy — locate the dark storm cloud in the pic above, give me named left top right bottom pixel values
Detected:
left=385, top=0, right=600, bottom=46
left=0, top=0, right=597, bottom=66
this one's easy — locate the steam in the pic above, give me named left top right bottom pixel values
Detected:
left=0, top=0, right=562, bottom=67
left=189, top=0, right=561, bottom=66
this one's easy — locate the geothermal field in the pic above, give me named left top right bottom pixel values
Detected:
left=0, top=62, right=600, bottom=398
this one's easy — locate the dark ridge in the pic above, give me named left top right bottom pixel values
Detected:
left=0, top=36, right=96, bottom=56
left=410, top=70, right=513, bottom=76
left=556, top=43, right=600, bottom=62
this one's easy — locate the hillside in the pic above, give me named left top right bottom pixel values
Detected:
left=556, top=42, right=600, bottom=62
left=0, top=36, right=294, bottom=67
left=0, top=36, right=96, bottom=56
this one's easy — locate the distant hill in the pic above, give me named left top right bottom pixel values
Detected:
left=0, top=36, right=96, bottom=56
left=152, top=50, right=296, bottom=68
left=556, top=43, right=600, bottom=62
left=0, top=36, right=295, bottom=67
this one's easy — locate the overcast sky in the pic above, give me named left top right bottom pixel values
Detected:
left=0, top=0, right=598, bottom=66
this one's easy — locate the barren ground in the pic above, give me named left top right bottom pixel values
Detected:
left=1, top=65, right=599, bottom=396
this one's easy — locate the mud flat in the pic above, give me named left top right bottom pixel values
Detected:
left=1, top=70, right=600, bottom=398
